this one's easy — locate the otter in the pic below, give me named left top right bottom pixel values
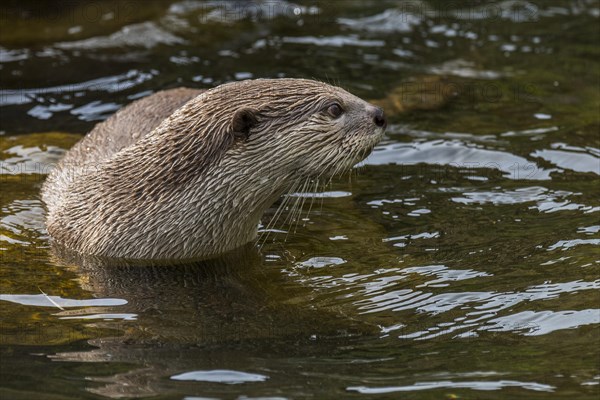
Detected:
left=42, top=79, right=386, bottom=261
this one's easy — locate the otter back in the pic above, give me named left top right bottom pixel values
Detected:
left=42, top=88, right=203, bottom=212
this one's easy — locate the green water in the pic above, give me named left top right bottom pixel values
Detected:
left=1, top=1, right=599, bottom=399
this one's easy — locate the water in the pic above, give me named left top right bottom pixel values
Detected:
left=1, top=1, right=599, bottom=398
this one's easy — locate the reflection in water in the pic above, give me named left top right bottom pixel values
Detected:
left=547, top=239, right=600, bottom=251
left=55, top=22, right=186, bottom=50
left=451, top=186, right=599, bottom=213
left=171, top=369, right=269, bottom=384
left=338, top=8, right=422, bottom=33
left=348, top=379, right=556, bottom=394
left=1, top=144, right=65, bottom=175
left=0, top=70, right=155, bottom=107
left=53, top=245, right=373, bottom=343
left=532, top=148, right=600, bottom=175
left=44, top=246, right=375, bottom=397
left=484, top=309, right=600, bottom=336
left=0, top=294, right=127, bottom=308
left=365, top=139, right=556, bottom=180
left=2, top=199, right=47, bottom=236
left=290, top=259, right=600, bottom=341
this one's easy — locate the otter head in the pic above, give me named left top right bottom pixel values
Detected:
left=201, top=78, right=386, bottom=184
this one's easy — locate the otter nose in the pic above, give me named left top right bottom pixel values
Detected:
left=371, top=106, right=387, bottom=129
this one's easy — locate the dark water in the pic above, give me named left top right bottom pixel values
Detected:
left=1, top=1, right=599, bottom=399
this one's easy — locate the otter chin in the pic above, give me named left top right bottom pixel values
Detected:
left=42, top=78, right=387, bottom=261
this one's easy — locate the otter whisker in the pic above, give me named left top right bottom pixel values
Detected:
left=327, top=151, right=351, bottom=188
left=259, top=194, right=290, bottom=247
left=280, top=179, right=307, bottom=243
left=285, top=178, right=309, bottom=228
left=258, top=177, right=301, bottom=247
left=294, top=178, right=314, bottom=234
left=303, top=178, right=319, bottom=226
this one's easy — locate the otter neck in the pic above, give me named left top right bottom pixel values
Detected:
left=169, top=154, right=293, bottom=259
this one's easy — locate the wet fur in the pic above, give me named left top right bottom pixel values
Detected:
left=42, top=79, right=384, bottom=260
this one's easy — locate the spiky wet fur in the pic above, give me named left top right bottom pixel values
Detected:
left=42, top=79, right=385, bottom=260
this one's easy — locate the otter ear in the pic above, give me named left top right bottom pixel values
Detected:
left=231, top=108, right=258, bottom=140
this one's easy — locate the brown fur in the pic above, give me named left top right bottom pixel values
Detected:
left=42, top=79, right=385, bottom=261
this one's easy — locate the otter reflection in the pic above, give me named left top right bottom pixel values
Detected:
left=50, top=245, right=374, bottom=398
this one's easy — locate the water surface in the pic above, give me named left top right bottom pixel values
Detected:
left=1, top=1, right=599, bottom=399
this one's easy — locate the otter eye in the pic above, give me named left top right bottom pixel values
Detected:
left=326, top=103, right=344, bottom=119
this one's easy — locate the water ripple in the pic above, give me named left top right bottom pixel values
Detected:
left=171, top=369, right=269, bottom=384
left=1, top=199, right=46, bottom=237
left=547, top=239, right=600, bottom=251
left=482, top=309, right=600, bottom=336
left=451, top=186, right=598, bottom=214
left=282, top=35, right=385, bottom=48
left=0, top=69, right=155, bottom=107
left=365, top=139, right=555, bottom=180
left=532, top=143, right=600, bottom=175
left=358, top=279, right=600, bottom=316
left=0, top=294, right=127, bottom=308
left=338, top=8, right=422, bottom=33
left=55, top=22, right=186, bottom=50
left=348, top=379, right=555, bottom=394
left=2, top=144, right=64, bottom=175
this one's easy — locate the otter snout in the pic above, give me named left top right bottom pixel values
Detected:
left=368, top=105, right=387, bottom=129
